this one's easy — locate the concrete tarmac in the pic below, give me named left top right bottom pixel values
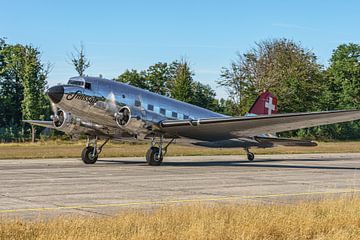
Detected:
left=1, top=153, right=360, bottom=219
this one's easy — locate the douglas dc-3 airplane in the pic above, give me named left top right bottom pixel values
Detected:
left=25, top=76, right=360, bottom=166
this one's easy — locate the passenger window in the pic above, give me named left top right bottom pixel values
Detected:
left=183, top=115, right=189, bottom=120
left=172, top=112, right=178, bottom=118
left=135, top=100, right=141, bottom=107
left=148, top=104, right=154, bottom=111
left=160, top=108, right=166, bottom=115
left=85, top=82, right=91, bottom=90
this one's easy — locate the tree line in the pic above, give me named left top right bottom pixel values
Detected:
left=1, top=37, right=360, bottom=142
left=114, top=59, right=221, bottom=112
left=0, top=38, right=50, bottom=141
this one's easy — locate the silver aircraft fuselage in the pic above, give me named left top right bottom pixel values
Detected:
left=49, top=76, right=226, bottom=140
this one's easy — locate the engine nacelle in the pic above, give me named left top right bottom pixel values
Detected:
left=52, top=109, right=87, bottom=134
left=52, top=109, right=76, bottom=133
left=114, top=106, right=147, bottom=135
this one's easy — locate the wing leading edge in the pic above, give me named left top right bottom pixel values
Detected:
left=159, top=110, right=360, bottom=141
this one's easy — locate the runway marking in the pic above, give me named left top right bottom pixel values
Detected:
left=1, top=189, right=359, bottom=214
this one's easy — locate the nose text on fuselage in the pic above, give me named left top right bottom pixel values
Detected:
left=66, top=90, right=105, bottom=105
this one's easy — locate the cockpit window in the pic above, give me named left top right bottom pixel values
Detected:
left=85, top=82, right=91, bottom=89
left=68, top=80, right=84, bottom=86
left=68, top=79, right=91, bottom=90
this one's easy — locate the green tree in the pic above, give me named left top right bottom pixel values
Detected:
left=321, top=43, right=360, bottom=139
left=145, top=62, right=171, bottom=95
left=170, top=59, right=194, bottom=103
left=114, top=59, right=220, bottom=111
left=327, top=43, right=360, bottom=109
left=219, top=39, right=324, bottom=115
left=0, top=41, right=50, bottom=142
left=115, top=69, right=148, bottom=89
left=70, top=43, right=90, bottom=76
left=191, top=82, right=217, bottom=110
left=0, top=44, right=26, bottom=139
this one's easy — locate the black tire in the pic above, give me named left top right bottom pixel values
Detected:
left=247, top=152, right=255, bottom=161
left=146, top=147, right=163, bottom=166
left=81, top=146, right=98, bottom=164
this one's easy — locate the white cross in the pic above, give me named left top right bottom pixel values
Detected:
left=265, top=97, right=275, bottom=115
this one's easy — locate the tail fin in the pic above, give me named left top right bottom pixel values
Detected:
left=248, top=91, right=278, bottom=115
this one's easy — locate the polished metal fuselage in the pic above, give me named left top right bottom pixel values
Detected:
left=55, top=76, right=225, bottom=139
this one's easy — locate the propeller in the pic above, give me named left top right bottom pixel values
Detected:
left=115, top=107, right=130, bottom=126
left=50, top=103, right=65, bottom=127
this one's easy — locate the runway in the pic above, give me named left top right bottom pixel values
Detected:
left=1, top=153, right=360, bottom=219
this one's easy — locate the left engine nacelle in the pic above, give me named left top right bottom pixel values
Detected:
left=52, top=109, right=86, bottom=134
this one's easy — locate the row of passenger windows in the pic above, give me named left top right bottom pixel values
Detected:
left=134, top=100, right=189, bottom=119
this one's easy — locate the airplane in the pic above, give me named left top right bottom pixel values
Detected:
left=25, top=76, right=360, bottom=166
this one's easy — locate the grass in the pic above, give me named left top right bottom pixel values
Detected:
left=0, top=140, right=360, bottom=159
left=2, top=197, right=360, bottom=239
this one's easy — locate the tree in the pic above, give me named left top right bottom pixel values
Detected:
left=321, top=43, right=360, bottom=139
left=70, top=43, right=90, bottom=76
left=114, top=59, right=220, bottom=111
left=219, top=39, right=324, bottom=115
left=115, top=69, right=148, bottom=89
left=0, top=41, right=50, bottom=142
left=170, top=59, right=194, bottom=103
left=0, top=44, right=26, bottom=139
left=327, top=43, right=360, bottom=109
left=21, top=46, right=51, bottom=142
left=145, top=62, right=171, bottom=95
left=191, top=82, right=217, bottom=110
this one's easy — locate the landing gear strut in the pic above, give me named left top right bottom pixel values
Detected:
left=146, top=136, right=175, bottom=166
left=81, top=137, right=109, bottom=164
left=245, top=147, right=255, bottom=161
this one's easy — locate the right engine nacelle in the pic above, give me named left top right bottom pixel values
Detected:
left=114, top=106, right=147, bottom=135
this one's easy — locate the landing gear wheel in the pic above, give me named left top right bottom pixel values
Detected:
left=146, top=147, right=163, bottom=166
left=81, top=146, right=98, bottom=164
left=247, top=152, right=255, bottom=161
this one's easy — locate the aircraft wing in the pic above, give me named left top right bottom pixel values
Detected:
left=159, top=110, right=360, bottom=141
left=23, top=120, right=55, bottom=129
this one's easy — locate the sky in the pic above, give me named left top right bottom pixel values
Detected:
left=2, top=0, right=360, bottom=98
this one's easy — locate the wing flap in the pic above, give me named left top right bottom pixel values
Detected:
left=159, top=110, right=360, bottom=141
left=254, top=136, right=317, bottom=147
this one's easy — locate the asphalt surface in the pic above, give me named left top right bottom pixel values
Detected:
left=1, top=153, right=360, bottom=219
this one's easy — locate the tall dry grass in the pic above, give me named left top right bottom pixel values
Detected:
left=2, top=197, right=360, bottom=240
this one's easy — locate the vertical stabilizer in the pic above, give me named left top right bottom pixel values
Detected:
left=248, top=91, right=278, bottom=115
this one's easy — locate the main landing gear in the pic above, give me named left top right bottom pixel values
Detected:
left=81, top=137, right=109, bottom=164
left=245, top=147, right=255, bottom=161
left=146, top=136, right=175, bottom=166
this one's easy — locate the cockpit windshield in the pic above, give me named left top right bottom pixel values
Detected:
left=67, top=78, right=92, bottom=90
left=68, top=79, right=84, bottom=86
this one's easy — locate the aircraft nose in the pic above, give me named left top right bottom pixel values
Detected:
left=47, top=85, right=64, bottom=104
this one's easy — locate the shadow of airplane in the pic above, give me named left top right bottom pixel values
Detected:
left=97, top=158, right=360, bottom=171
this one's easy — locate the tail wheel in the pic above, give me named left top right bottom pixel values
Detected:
left=146, top=147, right=163, bottom=166
left=81, top=146, right=98, bottom=164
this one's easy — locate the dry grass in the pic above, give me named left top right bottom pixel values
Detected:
left=2, top=197, right=360, bottom=239
left=0, top=140, right=360, bottom=159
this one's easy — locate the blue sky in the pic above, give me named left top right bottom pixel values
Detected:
left=2, top=0, right=359, bottom=98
